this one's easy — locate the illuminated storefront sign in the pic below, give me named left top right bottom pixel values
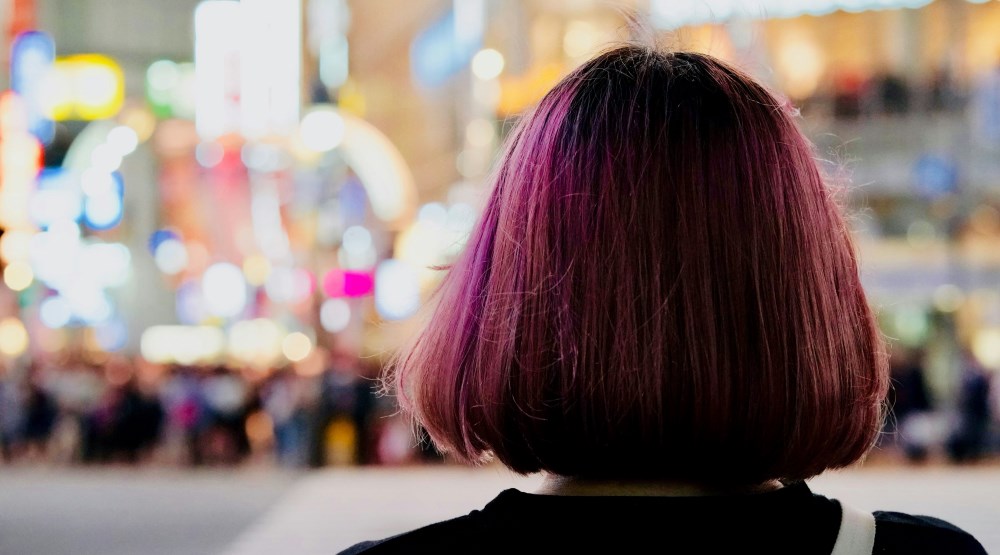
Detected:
left=43, top=54, right=125, bottom=121
left=240, top=0, right=302, bottom=139
left=10, top=31, right=55, bottom=143
left=194, top=0, right=242, bottom=140
left=194, top=0, right=303, bottom=140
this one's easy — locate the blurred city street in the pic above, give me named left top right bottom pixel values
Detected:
left=1, top=465, right=998, bottom=555
left=2, top=0, right=1000, bottom=553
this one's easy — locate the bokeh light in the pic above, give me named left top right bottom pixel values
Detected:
left=154, top=239, right=189, bottom=275
left=44, top=55, right=125, bottom=121
left=4, top=261, right=34, bottom=291
left=84, top=192, right=124, bottom=230
left=119, top=106, right=157, bottom=143
left=202, top=262, right=248, bottom=318
left=933, top=284, right=965, bottom=313
left=375, top=259, right=421, bottom=320
left=141, top=325, right=225, bottom=364
left=39, top=296, right=73, bottom=329
left=81, top=169, right=117, bottom=196
left=320, top=298, right=351, bottom=333
left=30, top=169, right=81, bottom=228
left=195, top=141, right=225, bottom=168
left=323, top=269, right=375, bottom=298
left=228, top=318, right=284, bottom=368
left=417, top=202, right=447, bottom=226
left=68, top=291, right=114, bottom=325
left=148, top=229, right=180, bottom=253
left=471, top=48, right=504, bottom=80
left=0, top=231, right=33, bottom=263
left=300, top=108, right=345, bottom=152
left=107, top=125, right=139, bottom=156
left=265, top=267, right=313, bottom=304
left=91, top=142, right=124, bottom=171
left=0, top=318, right=29, bottom=357
left=242, top=254, right=272, bottom=287
left=1, top=0, right=999, bottom=513
left=282, top=331, right=313, bottom=362
left=341, top=225, right=373, bottom=254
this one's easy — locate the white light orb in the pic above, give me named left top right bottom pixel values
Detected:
left=338, top=248, right=378, bottom=271
left=300, top=108, right=346, bottom=152
left=1, top=231, right=33, bottom=263
left=341, top=225, right=373, bottom=255
left=471, top=48, right=505, bottom=80
left=90, top=143, right=124, bottom=173
left=0, top=318, right=29, bottom=357
left=48, top=219, right=81, bottom=242
left=202, top=263, right=248, bottom=318
left=107, top=125, right=139, bottom=156
left=40, top=296, right=73, bottom=329
left=29, top=225, right=81, bottom=288
left=417, top=202, right=448, bottom=227
left=147, top=60, right=180, bottom=91
left=375, top=259, right=421, bottom=320
left=282, top=332, right=313, bottom=362
left=320, top=298, right=351, bottom=333
left=84, top=193, right=123, bottom=230
left=154, top=239, right=189, bottom=275
left=195, top=142, right=224, bottom=168
left=85, top=243, right=131, bottom=287
left=4, top=261, right=34, bottom=292
left=69, top=292, right=113, bottom=325
left=80, top=169, right=116, bottom=196
left=259, top=268, right=312, bottom=304
left=240, top=144, right=287, bottom=172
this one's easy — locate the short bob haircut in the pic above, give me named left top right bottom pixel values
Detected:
left=393, top=46, right=888, bottom=485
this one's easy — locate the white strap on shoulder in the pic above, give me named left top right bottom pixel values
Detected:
left=831, top=501, right=876, bottom=555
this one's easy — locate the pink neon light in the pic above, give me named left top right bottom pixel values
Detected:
left=323, top=269, right=374, bottom=298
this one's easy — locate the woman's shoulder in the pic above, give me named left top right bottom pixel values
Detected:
left=873, top=511, right=986, bottom=554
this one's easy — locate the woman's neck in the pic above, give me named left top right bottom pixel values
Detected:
left=538, top=475, right=784, bottom=497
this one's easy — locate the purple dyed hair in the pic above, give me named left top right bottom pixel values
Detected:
left=392, top=46, right=888, bottom=484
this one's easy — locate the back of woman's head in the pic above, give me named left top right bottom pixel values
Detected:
left=394, top=46, right=888, bottom=484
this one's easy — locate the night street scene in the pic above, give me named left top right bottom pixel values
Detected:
left=1, top=0, right=1000, bottom=553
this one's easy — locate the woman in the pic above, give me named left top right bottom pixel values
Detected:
left=342, top=46, right=986, bottom=554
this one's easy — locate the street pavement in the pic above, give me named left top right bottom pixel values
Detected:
left=0, top=467, right=298, bottom=555
left=0, top=465, right=997, bottom=554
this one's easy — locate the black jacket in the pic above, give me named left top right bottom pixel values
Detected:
left=339, top=481, right=985, bottom=554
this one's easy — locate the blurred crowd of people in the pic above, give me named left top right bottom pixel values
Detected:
left=802, top=62, right=1000, bottom=130
left=0, top=350, right=440, bottom=468
left=816, top=68, right=960, bottom=119
left=3, top=341, right=999, bottom=468
left=883, top=347, right=999, bottom=465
